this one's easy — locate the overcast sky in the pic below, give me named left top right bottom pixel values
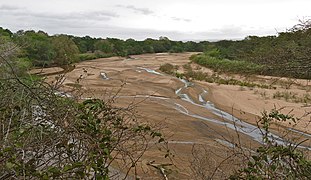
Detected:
left=0, top=0, right=310, bottom=41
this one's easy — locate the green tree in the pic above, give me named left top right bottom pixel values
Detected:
left=73, top=35, right=97, bottom=53
left=13, top=30, right=54, bottom=66
left=107, top=38, right=127, bottom=56
left=0, top=39, right=168, bottom=179
left=94, top=39, right=113, bottom=54
left=52, top=35, right=79, bottom=66
left=0, top=27, right=13, bottom=39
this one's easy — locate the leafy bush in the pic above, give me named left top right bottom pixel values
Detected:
left=79, top=52, right=115, bottom=61
left=182, top=69, right=273, bottom=89
left=204, top=48, right=222, bottom=58
left=192, top=53, right=264, bottom=75
left=230, top=110, right=311, bottom=179
left=78, top=53, right=97, bottom=61
left=0, top=42, right=168, bottom=179
left=51, top=35, right=80, bottom=66
left=159, top=63, right=176, bottom=75
left=191, top=109, right=311, bottom=179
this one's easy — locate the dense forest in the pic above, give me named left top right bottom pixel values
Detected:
left=0, top=27, right=208, bottom=67
left=191, top=20, right=311, bottom=79
left=2, top=22, right=311, bottom=79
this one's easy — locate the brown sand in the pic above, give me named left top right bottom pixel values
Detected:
left=34, top=52, right=311, bottom=179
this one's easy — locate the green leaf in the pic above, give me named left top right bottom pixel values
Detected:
left=6, top=162, right=15, bottom=169
left=63, top=165, right=72, bottom=172
left=72, top=162, right=84, bottom=168
left=3, top=147, right=13, bottom=152
left=14, top=142, right=23, bottom=148
left=103, top=148, right=110, bottom=156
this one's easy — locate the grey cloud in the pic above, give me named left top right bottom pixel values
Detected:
left=0, top=3, right=275, bottom=41
left=85, top=11, right=119, bottom=19
left=191, top=26, right=277, bottom=41
left=0, top=7, right=120, bottom=35
left=117, top=5, right=153, bottom=15
left=33, top=11, right=118, bottom=21
left=0, top=14, right=275, bottom=41
left=0, top=5, right=21, bottom=10
left=43, top=25, right=249, bottom=41
left=0, top=6, right=119, bottom=22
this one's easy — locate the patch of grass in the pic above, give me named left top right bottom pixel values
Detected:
left=182, top=63, right=192, bottom=72
left=253, top=90, right=269, bottom=99
left=159, top=62, right=274, bottom=89
left=259, top=91, right=268, bottom=99
left=273, top=91, right=311, bottom=105
left=175, top=72, right=184, bottom=79
left=78, top=52, right=114, bottom=61
left=302, top=93, right=311, bottom=104
left=191, top=54, right=264, bottom=75
left=185, top=71, right=207, bottom=81
left=184, top=71, right=273, bottom=89
left=159, top=63, right=175, bottom=75
left=78, top=53, right=97, bottom=61
left=273, top=91, right=297, bottom=102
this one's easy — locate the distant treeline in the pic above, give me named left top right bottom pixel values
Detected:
left=191, top=22, right=311, bottom=79
left=0, top=27, right=209, bottom=67
left=2, top=24, right=311, bottom=79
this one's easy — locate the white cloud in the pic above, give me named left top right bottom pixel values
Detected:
left=0, top=0, right=310, bottom=40
left=0, top=4, right=21, bottom=10
left=116, top=5, right=154, bottom=15
left=171, top=17, right=191, bottom=22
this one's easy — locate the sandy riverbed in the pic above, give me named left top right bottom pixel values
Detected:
left=32, top=52, right=311, bottom=179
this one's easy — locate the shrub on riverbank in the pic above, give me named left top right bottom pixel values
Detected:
left=78, top=52, right=115, bottom=61
left=159, top=63, right=177, bottom=75
left=0, top=41, right=169, bottom=179
left=191, top=109, right=311, bottom=179
left=159, top=62, right=273, bottom=89
left=191, top=53, right=264, bottom=75
left=273, top=91, right=311, bottom=105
